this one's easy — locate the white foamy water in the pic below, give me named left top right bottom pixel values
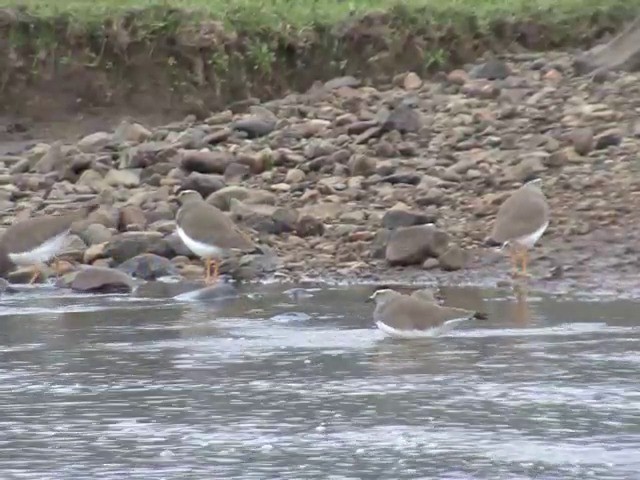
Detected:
left=0, top=284, right=638, bottom=479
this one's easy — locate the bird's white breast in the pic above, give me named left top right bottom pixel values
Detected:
left=176, top=226, right=225, bottom=258
left=8, top=230, right=69, bottom=266
left=511, top=221, right=549, bottom=249
left=375, top=317, right=471, bottom=339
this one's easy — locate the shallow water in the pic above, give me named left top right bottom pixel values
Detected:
left=0, top=283, right=639, bottom=479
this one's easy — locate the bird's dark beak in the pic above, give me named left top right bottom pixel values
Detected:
left=473, top=311, right=489, bottom=321
left=366, top=294, right=375, bottom=303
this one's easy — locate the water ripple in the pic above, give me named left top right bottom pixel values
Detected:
left=0, top=286, right=638, bottom=479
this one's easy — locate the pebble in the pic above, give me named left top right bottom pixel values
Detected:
left=0, top=51, right=637, bottom=287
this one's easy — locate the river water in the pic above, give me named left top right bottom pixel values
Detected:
left=0, top=283, right=638, bottom=479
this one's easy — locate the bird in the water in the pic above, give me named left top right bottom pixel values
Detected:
left=0, top=202, right=100, bottom=284
left=175, top=190, right=259, bottom=285
left=368, top=288, right=488, bottom=339
left=487, top=178, right=550, bottom=277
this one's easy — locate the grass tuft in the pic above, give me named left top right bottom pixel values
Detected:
left=1, top=0, right=640, bottom=116
left=4, top=0, right=640, bottom=28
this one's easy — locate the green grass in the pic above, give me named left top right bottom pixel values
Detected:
left=3, top=0, right=640, bottom=28
left=1, top=0, right=639, bottom=113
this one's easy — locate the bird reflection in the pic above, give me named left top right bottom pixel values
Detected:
left=511, top=281, right=532, bottom=325
left=439, top=285, right=487, bottom=313
left=368, top=339, right=441, bottom=375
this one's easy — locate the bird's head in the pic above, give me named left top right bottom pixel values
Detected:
left=524, top=177, right=543, bottom=189
left=177, top=189, right=204, bottom=205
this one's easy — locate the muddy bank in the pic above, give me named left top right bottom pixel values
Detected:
left=1, top=47, right=640, bottom=297
left=0, top=3, right=637, bottom=130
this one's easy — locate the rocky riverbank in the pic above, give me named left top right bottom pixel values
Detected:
left=1, top=50, right=640, bottom=294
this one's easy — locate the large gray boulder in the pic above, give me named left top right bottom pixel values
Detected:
left=574, top=17, right=640, bottom=74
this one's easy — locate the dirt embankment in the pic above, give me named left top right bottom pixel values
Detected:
left=0, top=4, right=635, bottom=132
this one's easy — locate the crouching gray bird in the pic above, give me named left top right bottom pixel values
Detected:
left=368, top=288, right=488, bottom=339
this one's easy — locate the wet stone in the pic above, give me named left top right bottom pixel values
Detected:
left=382, top=209, right=435, bottom=230
left=69, top=267, right=136, bottom=294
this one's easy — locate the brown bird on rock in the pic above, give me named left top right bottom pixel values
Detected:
left=487, top=178, right=550, bottom=277
left=175, top=190, right=259, bottom=285
left=0, top=202, right=100, bottom=284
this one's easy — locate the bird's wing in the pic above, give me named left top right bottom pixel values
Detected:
left=212, top=213, right=255, bottom=250
left=378, top=296, right=444, bottom=329
left=180, top=204, right=255, bottom=250
left=2, top=215, right=75, bottom=253
left=491, top=189, right=549, bottom=243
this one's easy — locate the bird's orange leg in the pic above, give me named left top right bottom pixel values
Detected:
left=51, top=257, right=62, bottom=276
left=207, top=259, right=219, bottom=285
left=28, top=268, right=41, bottom=285
left=204, top=258, right=211, bottom=284
left=521, top=250, right=529, bottom=277
left=508, top=249, right=520, bottom=278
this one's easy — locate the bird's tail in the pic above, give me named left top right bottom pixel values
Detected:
left=484, top=236, right=502, bottom=248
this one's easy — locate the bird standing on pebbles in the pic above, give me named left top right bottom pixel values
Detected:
left=175, top=190, right=259, bottom=285
left=487, top=178, right=550, bottom=278
left=0, top=202, right=100, bottom=284
left=368, top=288, right=488, bottom=339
